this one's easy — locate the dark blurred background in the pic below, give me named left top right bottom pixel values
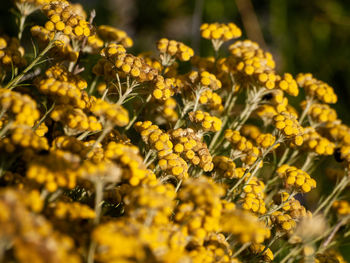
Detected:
left=0, top=0, right=349, bottom=121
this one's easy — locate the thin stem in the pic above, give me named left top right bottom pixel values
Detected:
left=301, top=153, right=315, bottom=172
left=89, top=76, right=98, bottom=95
left=87, top=180, right=104, bottom=263
left=86, top=124, right=113, bottom=158
left=125, top=94, right=151, bottom=131
left=321, top=217, right=349, bottom=249
left=175, top=179, right=183, bottom=192
left=232, top=242, right=250, bottom=258
left=18, top=14, right=27, bottom=41
left=0, top=121, right=13, bottom=138
left=299, top=98, right=313, bottom=125
left=174, top=103, right=192, bottom=129
left=277, top=148, right=290, bottom=167
left=260, top=191, right=296, bottom=219
left=5, top=40, right=55, bottom=89
left=33, top=101, right=55, bottom=131
left=314, top=175, right=349, bottom=215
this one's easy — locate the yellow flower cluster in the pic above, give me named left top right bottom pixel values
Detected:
left=169, top=128, right=214, bottom=172
left=51, top=105, right=102, bottom=134
left=0, top=126, right=49, bottom=154
left=26, top=149, right=79, bottom=192
left=188, top=70, right=222, bottom=90
left=152, top=75, right=175, bottom=101
left=240, top=176, right=267, bottom=214
left=332, top=200, right=350, bottom=216
left=157, top=38, right=194, bottom=62
left=90, top=98, right=129, bottom=127
left=200, top=23, right=242, bottom=42
left=124, top=182, right=176, bottom=226
left=301, top=127, right=335, bottom=155
left=35, top=78, right=87, bottom=109
left=213, top=156, right=247, bottom=179
left=189, top=110, right=222, bottom=132
left=97, top=25, right=133, bottom=47
left=297, top=73, right=337, bottom=104
left=277, top=164, right=316, bottom=193
left=0, top=36, right=26, bottom=71
left=43, top=64, right=87, bottom=89
left=199, top=89, right=224, bottom=112
left=42, top=0, right=92, bottom=39
left=135, top=121, right=189, bottom=179
left=104, top=141, right=149, bottom=185
left=50, top=201, right=96, bottom=219
left=228, top=40, right=275, bottom=76
left=224, top=129, right=260, bottom=165
left=1, top=2, right=350, bottom=262
left=31, top=25, right=79, bottom=61
left=274, top=111, right=304, bottom=145
left=220, top=209, right=270, bottom=243
left=250, top=243, right=274, bottom=262
left=0, top=88, right=40, bottom=127
left=96, top=43, right=158, bottom=82
left=271, top=211, right=296, bottom=233
left=175, top=177, right=224, bottom=244
left=0, top=189, right=81, bottom=263
left=304, top=101, right=338, bottom=124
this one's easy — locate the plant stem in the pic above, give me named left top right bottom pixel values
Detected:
left=125, top=94, right=151, bottom=131
left=18, top=14, right=27, bottom=41
left=232, top=242, right=250, bottom=258
left=33, top=101, right=55, bottom=131
left=5, top=40, right=55, bottom=90
left=87, top=180, right=104, bottom=263
left=314, top=175, right=349, bottom=215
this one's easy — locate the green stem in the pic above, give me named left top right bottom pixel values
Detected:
left=125, top=94, right=151, bottom=131
left=86, top=124, right=112, bottom=158
left=314, top=175, right=349, bottom=215
left=89, top=76, right=98, bottom=95
left=0, top=121, right=13, bottom=138
left=5, top=40, right=55, bottom=90
left=33, top=101, right=55, bottom=131
left=18, top=14, right=27, bottom=41
left=87, top=180, right=104, bottom=263
left=299, top=98, right=313, bottom=125
left=232, top=242, right=250, bottom=258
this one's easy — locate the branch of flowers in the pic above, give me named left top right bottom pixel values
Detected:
left=226, top=138, right=281, bottom=200
left=260, top=191, right=297, bottom=219
left=5, top=38, right=56, bottom=90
